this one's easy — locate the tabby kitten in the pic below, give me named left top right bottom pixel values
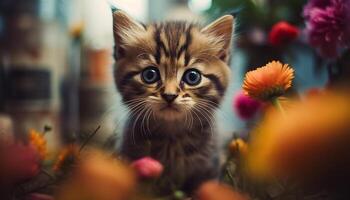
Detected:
left=113, top=10, right=234, bottom=194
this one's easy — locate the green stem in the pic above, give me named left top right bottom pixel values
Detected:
left=79, top=125, right=101, bottom=152
left=271, top=97, right=286, bottom=116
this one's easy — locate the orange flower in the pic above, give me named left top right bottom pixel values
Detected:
left=229, top=138, right=248, bottom=156
left=246, top=92, right=350, bottom=180
left=53, top=145, right=79, bottom=171
left=242, top=61, right=294, bottom=101
left=29, top=129, right=47, bottom=160
left=69, top=22, right=84, bottom=39
left=197, top=181, right=249, bottom=200
left=56, top=149, right=136, bottom=200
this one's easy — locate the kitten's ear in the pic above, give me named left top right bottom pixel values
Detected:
left=201, top=15, right=234, bottom=63
left=113, top=10, right=146, bottom=58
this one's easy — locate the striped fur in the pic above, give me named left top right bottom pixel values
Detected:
left=113, top=11, right=234, bottom=195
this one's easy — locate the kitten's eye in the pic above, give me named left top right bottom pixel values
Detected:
left=183, top=69, right=201, bottom=86
left=141, top=66, right=160, bottom=84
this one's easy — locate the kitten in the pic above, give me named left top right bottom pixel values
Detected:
left=113, top=10, right=234, bottom=194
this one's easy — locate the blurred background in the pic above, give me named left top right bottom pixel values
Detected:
left=0, top=0, right=330, bottom=150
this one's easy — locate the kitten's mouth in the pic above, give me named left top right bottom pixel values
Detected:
left=155, top=104, right=185, bottom=121
left=159, top=104, right=179, bottom=112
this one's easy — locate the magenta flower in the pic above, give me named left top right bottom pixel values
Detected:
left=233, top=91, right=261, bottom=120
left=303, top=0, right=350, bottom=58
left=131, top=157, right=163, bottom=178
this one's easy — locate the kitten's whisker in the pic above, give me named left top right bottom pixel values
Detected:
left=123, top=98, right=144, bottom=104
left=198, top=99, right=231, bottom=121
left=146, top=106, right=153, bottom=136
left=185, top=105, right=194, bottom=130
left=144, top=110, right=152, bottom=137
left=184, top=106, right=190, bottom=129
left=194, top=104, right=216, bottom=136
left=188, top=106, right=193, bottom=130
left=128, top=100, right=147, bottom=111
left=125, top=100, right=146, bottom=109
left=141, top=105, right=152, bottom=138
left=124, top=100, right=148, bottom=121
left=195, top=104, right=215, bottom=124
left=191, top=108, right=204, bottom=132
left=108, top=100, right=146, bottom=138
left=140, top=107, right=147, bottom=138
left=127, top=102, right=147, bottom=145
left=131, top=104, right=148, bottom=145
left=127, top=105, right=146, bottom=122
left=139, top=102, right=152, bottom=138
left=198, top=98, right=220, bottom=108
left=190, top=107, right=194, bottom=130
left=193, top=104, right=215, bottom=135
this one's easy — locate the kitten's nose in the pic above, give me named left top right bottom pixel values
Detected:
left=161, top=93, right=178, bottom=103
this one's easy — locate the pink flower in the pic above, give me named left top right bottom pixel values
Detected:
left=303, top=0, right=350, bottom=58
left=25, top=193, right=55, bottom=200
left=268, top=21, right=299, bottom=46
left=131, top=157, right=163, bottom=178
left=233, top=91, right=261, bottom=120
left=0, top=142, right=40, bottom=186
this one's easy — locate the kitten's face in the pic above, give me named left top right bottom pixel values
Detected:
left=113, top=11, right=234, bottom=121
